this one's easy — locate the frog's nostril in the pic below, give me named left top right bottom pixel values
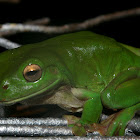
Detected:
left=3, top=85, right=8, bottom=90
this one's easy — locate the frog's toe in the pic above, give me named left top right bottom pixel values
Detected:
left=85, top=123, right=106, bottom=136
left=85, top=113, right=125, bottom=136
left=72, top=123, right=87, bottom=136
left=63, top=115, right=87, bottom=136
left=63, top=115, right=80, bottom=126
left=100, top=103, right=140, bottom=136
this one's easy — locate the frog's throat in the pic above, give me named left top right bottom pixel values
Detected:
left=0, top=79, right=61, bottom=105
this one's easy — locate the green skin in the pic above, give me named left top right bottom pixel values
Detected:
left=0, top=31, right=139, bottom=136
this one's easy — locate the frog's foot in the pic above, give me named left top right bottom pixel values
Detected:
left=87, top=103, right=140, bottom=136
left=64, top=115, right=106, bottom=136
left=64, top=115, right=87, bottom=136
left=85, top=113, right=118, bottom=136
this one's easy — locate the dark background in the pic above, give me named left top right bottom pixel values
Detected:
left=0, top=0, right=140, bottom=119
left=0, top=1, right=139, bottom=22
left=0, top=3, right=139, bottom=138
left=0, top=0, right=140, bottom=47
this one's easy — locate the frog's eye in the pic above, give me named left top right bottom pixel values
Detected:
left=23, top=64, right=42, bottom=82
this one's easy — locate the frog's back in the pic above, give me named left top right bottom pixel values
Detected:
left=19, top=31, right=140, bottom=92
left=39, top=31, right=139, bottom=91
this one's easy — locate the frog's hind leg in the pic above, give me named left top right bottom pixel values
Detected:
left=100, top=103, right=140, bottom=136
left=100, top=70, right=140, bottom=136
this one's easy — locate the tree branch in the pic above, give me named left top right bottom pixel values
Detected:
left=0, top=37, right=20, bottom=49
left=0, top=7, right=140, bottom=37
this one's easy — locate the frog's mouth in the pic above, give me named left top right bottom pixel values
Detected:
left=0, top=79, right=61, bottom=106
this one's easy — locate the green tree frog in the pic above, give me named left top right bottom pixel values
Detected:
left=0, top=31, right=139, bottom=136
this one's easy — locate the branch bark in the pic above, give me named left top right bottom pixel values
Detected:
left=0, top=7, right=140, bottom=37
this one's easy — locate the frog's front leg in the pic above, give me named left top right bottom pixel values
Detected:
left=66, top=88, right=103, bottom=136
left=100, top=68, right=140, bottom=136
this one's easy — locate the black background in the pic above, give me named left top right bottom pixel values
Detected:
left=0, top=1, right=139, bottom=22
left=0, top=0, right=140, bottom=48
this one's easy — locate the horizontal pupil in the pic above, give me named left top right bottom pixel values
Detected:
left=26, top=70, right=38, bottom=76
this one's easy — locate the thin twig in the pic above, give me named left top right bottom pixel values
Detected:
left=0, top=18, right=50, bottom=49
left=25, top=17, right=50, bottom=25
left=0, top=37, right=20, bottom=49
left=0, top=7, right=140, bottom=49
left=0, top=7, right=140, bottom=37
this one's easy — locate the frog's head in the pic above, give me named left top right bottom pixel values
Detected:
left=0, top=43, right=70, bottom=105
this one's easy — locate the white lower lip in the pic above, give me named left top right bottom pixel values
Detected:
left=0, top=79, right=61, bottom=105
